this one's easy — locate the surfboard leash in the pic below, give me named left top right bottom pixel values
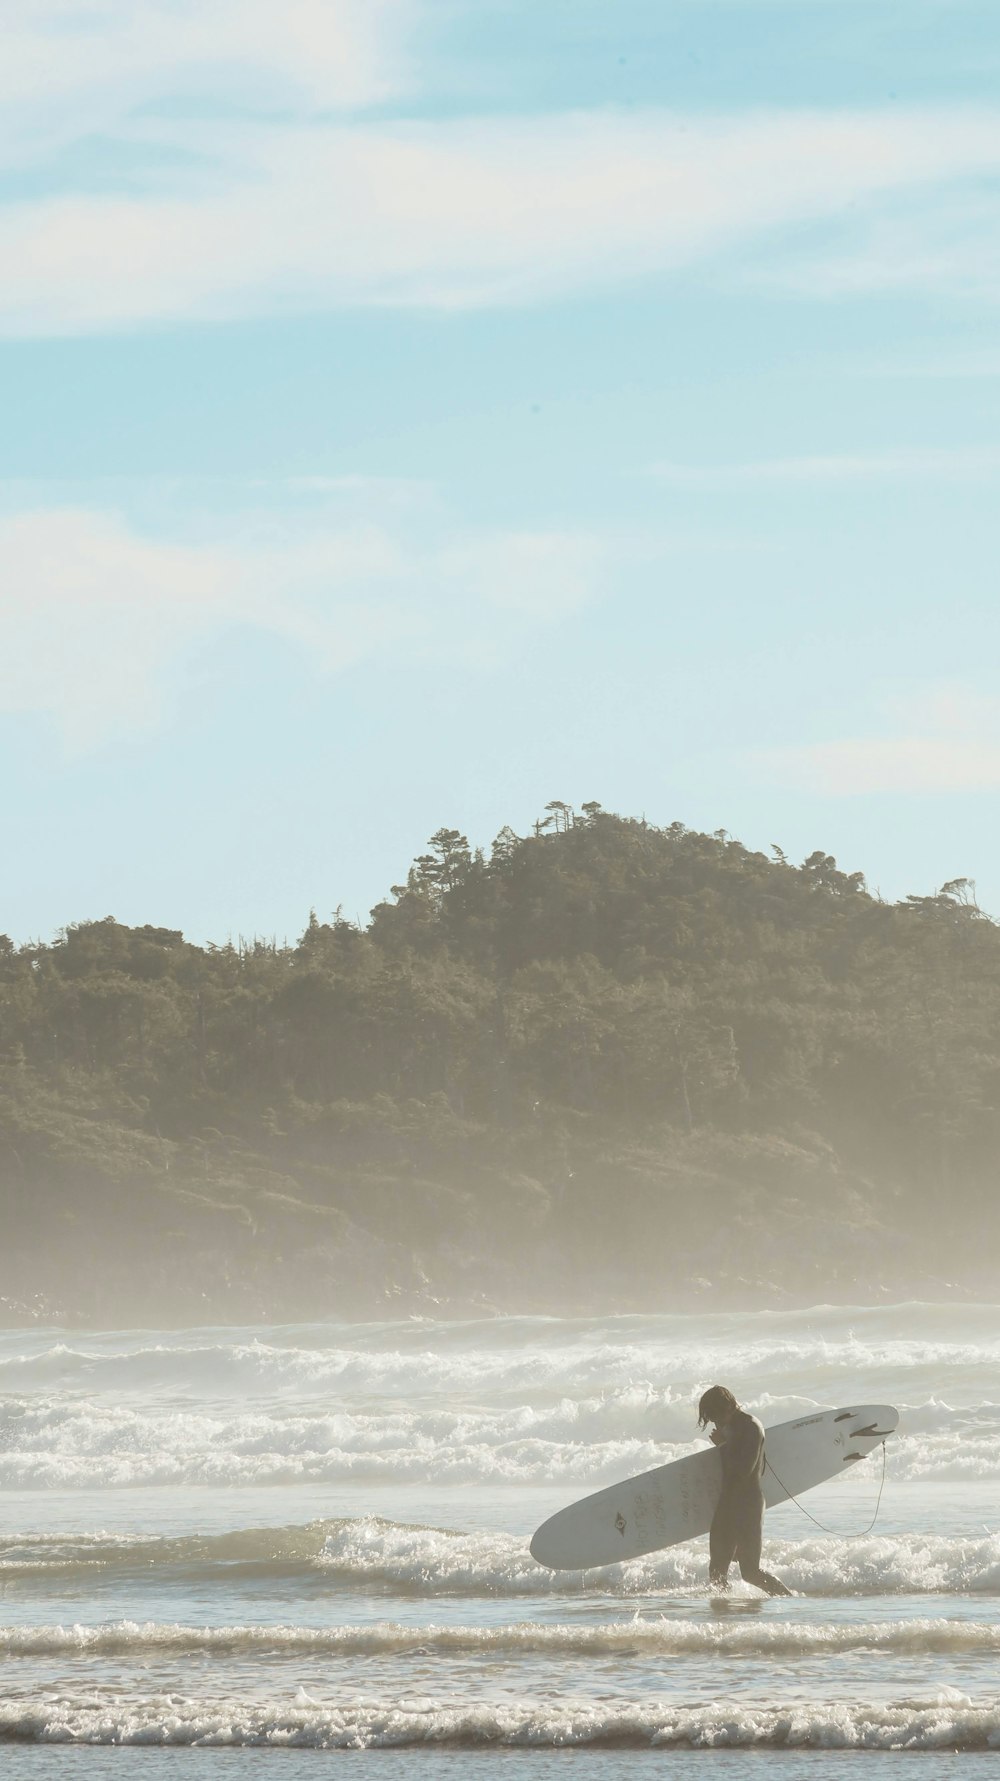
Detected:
left=763, top=1439, right=887, bottom=1538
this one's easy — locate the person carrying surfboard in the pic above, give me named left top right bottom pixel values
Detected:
left=698, top=1385, right=793, bottom=1597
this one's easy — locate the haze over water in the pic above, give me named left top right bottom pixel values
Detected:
left=2, top=1303, right=1000, bottom=1774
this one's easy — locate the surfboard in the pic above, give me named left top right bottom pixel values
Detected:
left=529, top=1403, right=898, bottom=1569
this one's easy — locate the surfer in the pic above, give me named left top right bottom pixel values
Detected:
left=698, top=1385, right=793, bottom=1597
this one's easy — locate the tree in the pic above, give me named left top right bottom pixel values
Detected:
left=412, top=829, right=472, bottom=896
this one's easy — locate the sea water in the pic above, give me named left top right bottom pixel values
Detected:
left=1, top=1304, right=999, bottom=1777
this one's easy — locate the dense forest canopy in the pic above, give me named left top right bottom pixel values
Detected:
left=2, top=806, right=997, bottom=1322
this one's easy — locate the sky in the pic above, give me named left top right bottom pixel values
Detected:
left=4, top=0, right=1000, bottom=942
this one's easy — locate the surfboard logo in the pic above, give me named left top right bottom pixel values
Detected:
left=614, top=1511, right=627, bottom=1536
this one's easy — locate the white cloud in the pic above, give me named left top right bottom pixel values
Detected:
left=0, top=1, right=409, bottom=153
left=761, top=736, right=1000, bottom=795
left=648, top=446, right=1000, bottom=487
left=5, top=105, right=1000, bottom=331
left=752, top=685, right=1000, bottom=795
left=0, top=501, right=603, bottom=745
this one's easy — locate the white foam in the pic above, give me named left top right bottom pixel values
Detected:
left=4, top=1516, right=1000, bottom=1596
left=2, top=1616, right=999, bottom=1658
left=5, top=1305, right=1000, bottom=1407
left=316, top=1517, right=1000, bottom=1599
left=4, top=1389, right=995, bottom=1488
left=2, top=1308, right=1000, bottom=1490
left=3, top=1692, right=1000, bottom=1747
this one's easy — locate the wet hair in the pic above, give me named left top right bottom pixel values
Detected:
left=698, top=1385, right=738, bottom=1428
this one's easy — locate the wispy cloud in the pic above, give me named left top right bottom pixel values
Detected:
left=752, top=685, right=1000, bottom=795
left=5, top=97, right=1000, bottom=331
left=0, top=497, right=605, bottom=746
left=648, top=446, right=1000, bottom=487
left=745, top=190, right=1000, bottom=301
left=1, top=1, right=410, bottom=148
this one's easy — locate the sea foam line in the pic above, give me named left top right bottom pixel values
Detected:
left=2, top=1694, right=1000, bottom=1748
left=317, top=1518, right=1000, bottom=1598
left=2, top=1383, right=998, bottom=1490
left=1, top=1430, right=996, bottom=1487
left=4, top=1316, right=1000, bottom=1401
left=5, top=1518, right=1000, bottom=1597
left=3, top=1617, right=1000, bottom=1658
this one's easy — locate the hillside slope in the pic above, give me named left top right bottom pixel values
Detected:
left=2, top=807, right=997, bottom=1322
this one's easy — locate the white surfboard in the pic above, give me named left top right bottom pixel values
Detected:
left=530, top=1403, right=898, bottom=1569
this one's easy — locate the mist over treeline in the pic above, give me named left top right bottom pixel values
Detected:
left=2, top=804, right=997, bottom=1323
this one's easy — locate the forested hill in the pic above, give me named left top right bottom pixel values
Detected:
left=2, top=806, right=997, bottom=1324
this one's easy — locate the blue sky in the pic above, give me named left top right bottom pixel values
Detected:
left=4, top=0, right=1000, bottom=941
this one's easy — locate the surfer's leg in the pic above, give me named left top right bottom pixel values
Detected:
left=754, top=1568, right=794, bottom=1597
left=736, top=1515, right=793, bottom=1597
left=708, top=1515, right=736, bottom=1591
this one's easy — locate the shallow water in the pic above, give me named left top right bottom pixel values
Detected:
left=1, top=1305, right=999, bottom=1764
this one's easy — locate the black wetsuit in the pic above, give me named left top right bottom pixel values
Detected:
left=710, top=1409, right=792, bottom=1596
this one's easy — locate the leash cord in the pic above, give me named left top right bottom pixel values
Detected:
left=764, top=1440, right=887, bottom=1537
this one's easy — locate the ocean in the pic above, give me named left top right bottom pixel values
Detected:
left=1, top=1303, right=999, bottom=1777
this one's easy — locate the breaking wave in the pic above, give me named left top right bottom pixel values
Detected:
left=1, top=1305, right=999, bottom=1488
left=317, top=1518, right=1000, bottom=1598
left=0, top=1302, right=998, bottom=1403
left=3, top=1615, right=1000, bottom=1658
left=1, top=1393, right=997, bottom=1488
left=2, top=1692, right=999, bottom=1748
left=6, top=1518, right=1000, bottom=1597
